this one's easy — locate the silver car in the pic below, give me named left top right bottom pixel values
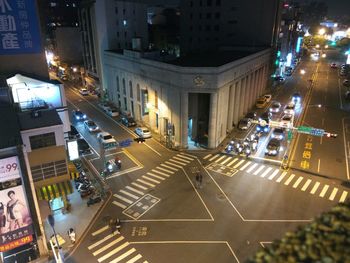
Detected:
left=135, top=127, right=152, bottom=139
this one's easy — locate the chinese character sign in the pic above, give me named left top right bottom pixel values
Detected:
left=0, top=0, right=41, bottom=55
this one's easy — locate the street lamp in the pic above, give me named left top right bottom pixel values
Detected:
left=318, top=28, right=326, bottom=35
left=300, top=69, right=306, bottom=75
left=316, top=44, right=320, bottom=49
left=324, top=45, right=329, bottom=49
left=321, top=53, right=326, bottom=58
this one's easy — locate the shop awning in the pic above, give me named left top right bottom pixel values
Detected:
left=36, top=181, right=73, bottom=201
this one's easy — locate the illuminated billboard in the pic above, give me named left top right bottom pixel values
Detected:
left=0, top=156, right=21, bottom=183
left=67, top=140, right=79, bottom=161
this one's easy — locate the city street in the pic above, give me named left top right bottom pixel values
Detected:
left=60, top=49, right=350, bottom=263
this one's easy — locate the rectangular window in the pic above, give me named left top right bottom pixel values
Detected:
left=29, top=132, right=56, bottom=150
left=190, top=1, right=193, bottom=7
left=131, top=101, right=135, bottom=117
left=228, top=20, right=237, bottom=24
left=123, top=9, right=126, bottom=15
left=124, top=97, right=128, bottom=111
left=137, top=84, right=141, bottom=101
left=215, top=12, right=220, bottom=19
left=216, top=0, right=221, bottom=5
left=190, top=13, right=193, bottom=19
left=129, top=82, right=133, bottom=98
left=214, top=25, right=220, bottom=31
left=31, top=159, right=67, bottom=182
left=115, top=7, right=118, bottom=14
left=206, top=25, right=211, bottom=31
left=154, top=91, right=158, bottom=109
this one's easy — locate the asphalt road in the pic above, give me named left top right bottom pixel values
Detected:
left=54, top=51, right=350, bottom=263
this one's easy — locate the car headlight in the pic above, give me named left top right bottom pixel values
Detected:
left=269, top=108, right=273, bottom=112
left=256, top=126, right=261, bottom=131
left=89, top=128, right=93, bottom=131
left=76, top=116, right=80, bottom=120
left=264, top=127, right=268, bottom=132
left=271, top=134, right=275, bottom=138
left=265, top=149, right=268, bottom=153
left=272, top=150, right=277, bottom=154
left=96, top=126, right=99, bottom=130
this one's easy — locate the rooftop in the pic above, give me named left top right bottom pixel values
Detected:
left=18, top=109, right=62, bottom=131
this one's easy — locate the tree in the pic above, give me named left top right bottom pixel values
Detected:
left=247, top=201, right=350, bottom=262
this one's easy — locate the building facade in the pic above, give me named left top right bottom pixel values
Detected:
left=103, top=48, right=271, bottom=148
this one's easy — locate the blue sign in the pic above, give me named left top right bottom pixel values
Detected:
left=0, top=0, right=42, bottom=55
left=296, top=37, right=303, bottom=53
left=310, top=128, right=324, bottom=137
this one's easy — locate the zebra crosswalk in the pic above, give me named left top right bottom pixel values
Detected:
left=89, top=226, right=148, bottom=263
left=203, top=153, right=349, bottom=204
left=112, top=153, right=195, bottom=214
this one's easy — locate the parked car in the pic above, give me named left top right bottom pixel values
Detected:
left=77, top=138, right=91, bottom=155
left=135, top=127, right=152, bottom=139
left=72, top=110, right=87, bottom=121
left=79, top=88, right=89, bottom=96
left=284, top=103, right=296, bottom=115
left=259, top=111, right=272, bottom=124
left=68, top=125, right=81, bottom=139
left=245, top=111, right=257, bottom=120
left=106, top=107, right=119, bottom=117
left=98, top=102, right=111, bottom=112
left=237, top=118, right=252, bottom=130
left=121, top=116, right=137, bottom=127
left=271, top=128, right=285, bottom=140
left=84, top=120, right=99, bottom=132
left=269, top=101, right=282, bottom=113
left=97, top=132, right=117, bottom=146
left=265, top=139, right=281, bottom=156
left=256, top=97, right=268, bottom=108
left=263, top=94, right=272, bottom=103
left=280, top=114, right=294, bottom=128
left=343, top=79, right=350, bottom=87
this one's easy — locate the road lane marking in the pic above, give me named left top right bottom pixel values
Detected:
left=92, top=236, right=124, bottom=256
left=268, top=169, right=280, bottom=180
left=179, top=152, right=196, bottom=159
left=329, top=188, right=338, bottom=201
left=143, top=142, right=162, bottom=156
left=317, top=159, right=321, bottom=173
left=92, top=226, right=109, bottom=236
left=301, top=179, right=312, bottom=191
left=151, top=169, right=171, bottom=177
left=178, top=154, right=194, bottom=161
left=126, top=254, right=142, bottom=263
left=137, top=179, right=155, bottom=187
left=319, top=185, right=329, bottom=197
left=97, top=242, right=129, bottom=262
left=142, top=175, right=160, bottom=184
left=284, top=174, right=295, bottom=185
left=240, top=161, right=251, bottom=171
left=260, top=167, right=272, bottom=178
left=173, top=156, right=190, bottom=163
left=110, top=248, right=136, bottom=263
left=165, top=161, right=182, bottom=168
left=160, top=164, right=178, bottom=171
left=339, top=191, right=348, bottom=203
left=233, top=159, right=245, bottom=168
left=168, top=159, right=187, bottom=166
left=292, top=177, right=303, bottom=188
left=310, top=182, right=320, bottom=194
left=220, top=156, right=232, bottom=165
left=246, top=163, right=258, bottom=173
left=276, top=171, right=287, bottom=183
left=203, top=154, right=212, bottom=160
left=156, top=166, right=174, bottom=174
left=147, top=172, right=166, bottom=180
left=112, top=201, right=127, bottom=209
left=131, top=182, right=148, bottom=190
left=215, top=155, right=226, bottom=163
left=209, top=155, right=219, bottom=161
left=114, top=194, right=133, bottom=204
left=227, top=158, right=238, bottom=167
left=253, top=165, right=265, bottom=176
left=126, top=186, right=144, bottom=195
left=120, top=190, right=139, bottom=200
left=88, top=232, right=122, bottom=250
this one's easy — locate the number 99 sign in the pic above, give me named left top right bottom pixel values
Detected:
left=0, top=156, right=21, bottom=182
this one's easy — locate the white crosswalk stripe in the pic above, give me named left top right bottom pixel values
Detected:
left=114, top=194, right=133, bottom=204
left=161, top=163, right=178, bottom=171
left=240, top=161, right=251, bottom=171
left=173, top=156, right=190, bottom=163
left=92, top=236, right=124, bottom=256
left=169, top=159, right=187, bottom=166
left=131, top=182, right=148, bottom=190
left=151, top=169, right=171, bottom=177
left=120, top=190, right=139, bottom=200
left=209, top=154, right=219, bottom=161
left=233, top=159, right=245, bottom=168
left=126, top=186, right=144, bottom=195
left=319, top=185, right=329, bottom=197
left=109, top=248, right=137, bottom=263
left=126, top=254, right=142, bottom=263
left=276, top=171, right=287, bottom=183
left=178, top=154, right=195, bottom=161
left=301, top=179, right=312, bottom=191
left=156, top=166, right=174, bottom=174
left=284, top=174, right=295, bottom=185
left=112, top=201, right=127, bottom=209
left=137, top=178, right=155, bottom=187
left=203, top=154, right=212, bottom=160
left=147, top=172, right=166, bottom=180
left=142, top=175, right=160, bottom=184
left=92, top=226, right=109, bottom=237
left=310, top=182, right=320, bottom=194
left=246, top=163, right=258, bottom=173
left=292, top=177, right=303, bottom=188
left=220, top=156, right=232, bottom=165
left=97, top=242, right=129, bottom=262
left=268, top=169, right=280, bottom=180
left=339, top=191, right=348, bottom=203
left=329, top=188, right=338, bottom=201
left=88, top=231, right=119, bottom=250
left=215, top=155, right=226, bottom=163
left=253, top=165, right=265, bottom=176
left=227, top=158, right=239, bottom=167
left=165, top=161, right=182, bottom=168
left=260, top=167, right=272, bottom=178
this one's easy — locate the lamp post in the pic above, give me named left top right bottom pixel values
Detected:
left=47, top=215, right=64, bottom=263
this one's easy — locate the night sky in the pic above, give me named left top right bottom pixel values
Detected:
left=303, top=0, right=350, bottom=17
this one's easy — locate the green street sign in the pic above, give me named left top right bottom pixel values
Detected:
left=288, top=130, right=293, bottom=141
left=297, top=126, right=312, bottom=133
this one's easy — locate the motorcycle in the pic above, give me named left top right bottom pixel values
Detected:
left=115, top=157, right=122, bottom=170
left=80, top=187, right=94, bottom=198
left=87, top=194, right=102, bottom=207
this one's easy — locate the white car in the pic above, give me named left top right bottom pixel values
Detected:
left=84, top=120, right=99, bottom=132
left=97, top=132, right=117, bottom=146
left=135, top=127, right=152, bottom=139
left=284, top=103, right=295, bottom=115
left=79, top=88, right=89, bottom=96
left=106, top=108, right=119, bottom=117
left=264, top=94, right=272, bottom=103
left=269, top=102, right=281, bottom=113
left=280, top=114, right=294, bottom=128
left=98, top=103, right=111, bottom=112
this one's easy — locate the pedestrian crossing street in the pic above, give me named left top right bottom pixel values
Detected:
left=89, top=225, right=148, bottom=263
left=112, top=153, right=195, bottom=210
left=203, top=153, right=349, bottom=204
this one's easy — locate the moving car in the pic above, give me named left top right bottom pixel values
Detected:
left=343, top=79, right=350, bottom=87
left=237, top=118, right=252, bottom=130
left=256, top=97, right=268, bottom=109
left=84, top=120, right=99, bottom=132
left=269, top=102, right=282, bottom=113
left=330, top=63, right=337, bottom=68
left=256, top=124, right=269, bottom=133
left=72, top=110, right=87, bottom=121
left=265, top=139, right=281, bottom=156
left=135, top=127, right=152, bottom=139
left=274, top=75, right=285, bottom=82
left=98, top=102, right=111, bottom=112
left=280, top=114, right=294, bottom=128
left=121, top=116, right=137, bottom=127
left=292, top=92, right=301, bottom=103
left=284, top=103, right=296, bottom=115
left=259, top=111, right=272, bottom=124
left=106, top=107, right=119, bottom=117
left=97, top=132, right=117, bottom=147
left=271, top=128, right=285, bottom=140
left=77, top=138, right=91, bottom=155
left=79, top=88, right=89, bottom=96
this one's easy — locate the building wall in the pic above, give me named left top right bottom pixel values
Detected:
left=54, top=27, right=83, bottom=64
left=103, top=48, right=271, bottom=148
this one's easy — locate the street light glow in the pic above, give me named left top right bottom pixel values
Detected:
left=318, top=28, right=326, bottom=35
left=316, top=44, right=320, bottom=48
left=300, top=69, right=306, bottom=75
left=322, top=53, right=326, bottom=58
left=324, top=45, right=328, bottom=49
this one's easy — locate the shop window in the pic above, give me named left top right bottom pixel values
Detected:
left=124, top=97, right=127, bottom=111
left=29, top=132, right=56, bottom=150
left=116, top=76, right=120, bottom=92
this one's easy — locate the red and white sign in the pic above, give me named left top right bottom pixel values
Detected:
left=0, top=156, right=21, bottom=183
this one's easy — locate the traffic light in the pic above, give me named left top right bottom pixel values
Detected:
left=134, top=137, right=145, bottom=143
left=325, top=133, right=338, bottom=138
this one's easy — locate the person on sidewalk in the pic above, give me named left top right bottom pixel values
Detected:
left=195, top=172, right=203, bottom=189
left=67, top=228, right=76, bottom=244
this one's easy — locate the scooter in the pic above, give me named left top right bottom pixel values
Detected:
left=115, top=157, right=122, bottom=170
left=87, top=194, right=102, bottom=207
